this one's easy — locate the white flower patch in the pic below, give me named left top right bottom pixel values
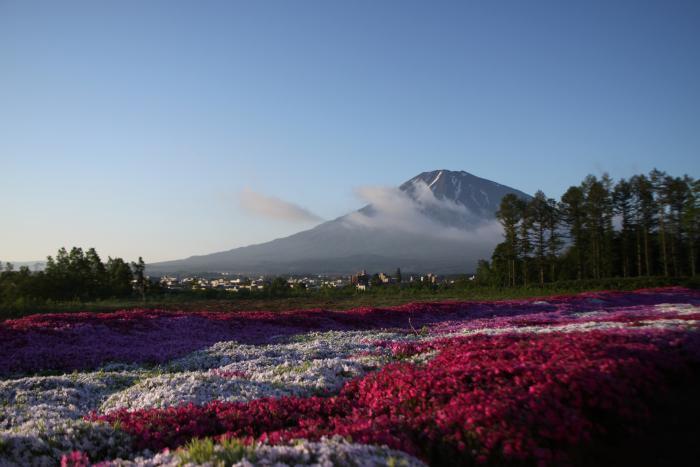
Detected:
left=241, top=357, right=373, bottom=395
left=441, top=316, right=700, bottom=339
left=0, top=329, right=421, bottom=434
left=638, top=318, right=700, bottom=328
left=0, top=372, right=137, bottom=466
left=167, top=330, right=417, bottom=372
left=101, top=330, right=414, bottom=412
left=569, top=310, right=609, bottom=319
left=102, top=436, right=427, bottom=467
left=0, top=372, right=137, bottom=433
left=100, top=373, right=289, bottom=412
left=0, top=419, right=131, bottom=467
left=655, top=303, right=700, bottom=315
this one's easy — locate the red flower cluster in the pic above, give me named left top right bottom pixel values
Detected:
left=4, top=287, right=697, bottom=376
left=92, top=329, right=698, bottom=465
left=60, top=451, right=90, bottom=467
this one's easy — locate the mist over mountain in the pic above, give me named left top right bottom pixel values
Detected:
left=148, top=170, right=531, bottom=275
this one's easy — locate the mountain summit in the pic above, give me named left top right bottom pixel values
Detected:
left=401, top=170, right=530, bottom=217
left=149, top=170, right=530, bottom=275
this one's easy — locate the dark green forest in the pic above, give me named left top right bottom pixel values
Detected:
left=0, top=247, right=149, bottom=307
left=477, top=169, right=699, bottom=286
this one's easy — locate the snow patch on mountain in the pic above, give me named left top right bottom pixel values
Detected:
left=344, top=181, right=492, bottom=241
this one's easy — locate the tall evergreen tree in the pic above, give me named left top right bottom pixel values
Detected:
left=600, top=174, right=616, bottom=277
left=545, top=196, right=561, bottom=281
left=519, top=198, right=533, bottom=286
left=131, top=257, right=147, bottom=300
left=529, top=191, right=550, bottom=286
left=106, top=257, right=134, bottom=297
left=630, top=174, right=655, bottom=276
left=481, top=169, right=695, bottom=287
left=86, top=247, right=107, bottom=297
left=682, top=176, right=699, bottom=276
left=489, top=243, right=511, bottom=287
left=650, top=169, right=670, bottom=276
left=613, top=179, right=633, bottom=277
left=560, top=186, right=586, bottom=280
left=663, top=176, right=688, bottom=276
left=496, top=194, right=523, bottom=287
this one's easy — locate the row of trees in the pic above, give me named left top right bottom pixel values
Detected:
left=477, top=169, right=699, bottom=286
left=0, top=247, right=149, bottom=305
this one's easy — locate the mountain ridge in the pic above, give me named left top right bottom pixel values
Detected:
left=148, top=170, right=530, bottom=275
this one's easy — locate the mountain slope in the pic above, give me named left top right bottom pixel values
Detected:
left=149, top=170, right=530, bottom=275
left=401, top=170, right=531, bottom=217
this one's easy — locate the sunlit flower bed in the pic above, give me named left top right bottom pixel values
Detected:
left=1, top=288, right=699, bottom=466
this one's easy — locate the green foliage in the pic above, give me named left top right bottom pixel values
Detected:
left=106, top=257, right=134, bottom=297
left=177, top=437, right=255, bottom=466
left=131, top=257, right=146, bottom=299
left=0, top=247, right=142, bottom=310
left=481, top=169, right=699, bottom=287
left=178, top=438, right=216, bottom=465
left=495, top=193, right=524, bottom=287
left=268, top=277, right=291, bottom=296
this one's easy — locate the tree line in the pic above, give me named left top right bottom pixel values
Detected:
left=477, top=169, right=699, bottom=286
left=0, top=247, right=150, bottom=306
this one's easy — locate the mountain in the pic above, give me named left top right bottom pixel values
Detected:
left=401, top=171, right=530, bottom=218
left=148, top=170, right=531, bottom=275
left=1, top=260, right=46, bottom=271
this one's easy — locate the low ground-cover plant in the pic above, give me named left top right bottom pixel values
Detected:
left=93, top=329, right=700, bottom=465
left=2, top=287, right=697, bottom=376
left=177, top=437, right=257, bottom=465
left=2, top=288, right=699, bottom=466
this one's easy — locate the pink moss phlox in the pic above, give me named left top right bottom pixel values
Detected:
left=60, top=451, right=90, bottom=467
left=4, top=287, right=697, bottom=375
left=91, top=328, right=699, bottom=465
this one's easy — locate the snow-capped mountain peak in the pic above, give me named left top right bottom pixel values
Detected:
left=149, top=170, right=531, bottom=275
left=399, top=169, right=531, bottom=217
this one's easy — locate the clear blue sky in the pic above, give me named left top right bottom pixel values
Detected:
left=2, top=0, right=699, bottom=262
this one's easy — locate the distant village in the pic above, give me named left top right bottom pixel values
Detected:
left=157, top=269, right=470, bottom=292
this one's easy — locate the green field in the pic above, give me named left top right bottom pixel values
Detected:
left=2, top=275, right=695, bottom=321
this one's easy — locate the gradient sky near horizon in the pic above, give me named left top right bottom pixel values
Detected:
left=2, top=0, right=699, bottom=263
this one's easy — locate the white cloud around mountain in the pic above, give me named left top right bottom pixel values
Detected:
left=344, top=181, right=503, bottom=242
left=239, top=188, right=324, bottom=224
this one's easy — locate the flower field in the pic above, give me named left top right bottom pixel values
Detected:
left=1, top=288, right=700, bottom=466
